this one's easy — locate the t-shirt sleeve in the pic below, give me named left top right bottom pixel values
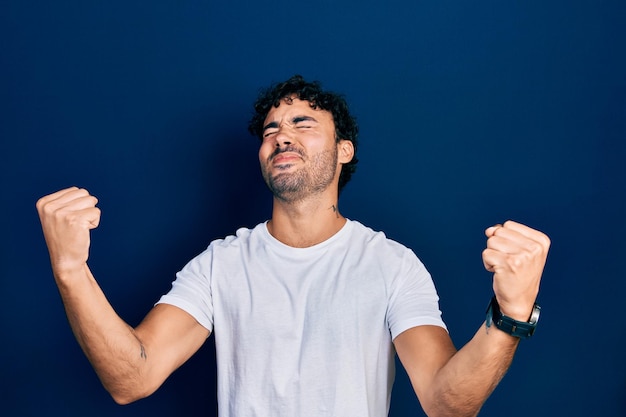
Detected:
left=156, top=247, right=214, bottom=332
left=386, top=249, right=447, bottom=340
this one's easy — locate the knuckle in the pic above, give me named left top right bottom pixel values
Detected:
left=527, top=240, right=543, bottom=255
left=47, top=203, right=61, bottom=217
left=63, top=211, right=77, bottom=224
left=509, top=256, right=524, bottom=271
left=86, top=195, right=98, bottom=206
left=540, top=234, right=551, bottom=249
left=35, top=198, right=45, bottom=212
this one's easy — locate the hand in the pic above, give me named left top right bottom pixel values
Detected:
left=482, top=220, right=550, bottom=321
left=36, top=187, right=101, bottom=276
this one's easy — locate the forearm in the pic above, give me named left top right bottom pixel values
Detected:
left=427, top=323, right=519, bottom=417
left=37, top=188, right=176, bottom=403
left=398, top=222, right=549, bottom=416
left=54, top=264, right=151, bottom=404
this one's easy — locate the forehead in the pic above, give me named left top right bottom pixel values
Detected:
left=264, top=97, right=333, bottom=124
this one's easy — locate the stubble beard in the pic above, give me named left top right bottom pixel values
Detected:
left=263, top=147, right=338, bottom=203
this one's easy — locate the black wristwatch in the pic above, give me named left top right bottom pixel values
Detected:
left=485, top=296, right=541, bottom=339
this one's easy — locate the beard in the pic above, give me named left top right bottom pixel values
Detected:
left=262, top=145, right=338, bottom=202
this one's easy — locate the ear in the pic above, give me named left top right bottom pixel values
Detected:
left=337, top=140, right=355, bottom=164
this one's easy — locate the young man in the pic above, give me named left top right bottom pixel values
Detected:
left=36, top=75, right=550, bottom=417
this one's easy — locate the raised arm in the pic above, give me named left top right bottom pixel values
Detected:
left=36, top=187, right=209, bottom=404
left=394, top=220, right=550, bottom=417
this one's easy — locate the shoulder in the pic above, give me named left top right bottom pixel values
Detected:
left=348, top=220, right=418, bottom=260
left=345, top=220, right=430, bottom=290
left=207, top=222, right=267, bottom=249
left=181, top=222, right=267, bottom=268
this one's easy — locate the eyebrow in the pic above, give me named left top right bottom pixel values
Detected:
left=262, top=121, right=279, bottom=132
left=262, top=115, right=318, bottom=133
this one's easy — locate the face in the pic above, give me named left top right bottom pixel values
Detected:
left=259, top=98, right=350, bottom=202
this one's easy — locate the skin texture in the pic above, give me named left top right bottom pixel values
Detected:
left=37, top=98, right=550, bottom=415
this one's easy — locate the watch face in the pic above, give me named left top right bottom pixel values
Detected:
left=529, top=304, right=541, bottom=324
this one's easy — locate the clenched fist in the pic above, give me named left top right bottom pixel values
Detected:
left=36, top=187, right=101, bottom=276
left=482, top=220, right=550, bottom=322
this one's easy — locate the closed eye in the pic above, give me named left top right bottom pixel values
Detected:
left=263, top=129, right=278, bottom=138
left=262, top=121, right=279, bottom=138
left=262, top=116, right=318, bottom=138
left=293, top=116, right=317, bottom=129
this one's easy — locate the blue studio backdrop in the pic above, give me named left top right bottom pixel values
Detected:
left=1, top=1, right=625, bottom=416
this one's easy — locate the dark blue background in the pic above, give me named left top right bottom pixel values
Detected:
left=2, top=1, right=625, bottom=416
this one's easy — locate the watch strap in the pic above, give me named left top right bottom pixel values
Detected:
left=486, top=296, right=540, bottom=339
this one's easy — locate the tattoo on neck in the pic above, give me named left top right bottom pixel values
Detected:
left=331, top=205, right=339, bottom=218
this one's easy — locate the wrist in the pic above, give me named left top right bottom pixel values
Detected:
left=486, top=296, right=541, bottom=339
left=493, top=294, right=538, bottom=322
left=53, top=262, right=90, bottom=285
left=498, top=303, right=534, bottom=322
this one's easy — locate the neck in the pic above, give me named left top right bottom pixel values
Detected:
left=268, top=193, right=346, bottom=248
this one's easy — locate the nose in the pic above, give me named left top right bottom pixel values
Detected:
left=274, top=125, right=294, bottom=147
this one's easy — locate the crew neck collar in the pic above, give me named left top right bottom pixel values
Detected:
left=261, top=219, right=353, bottom=252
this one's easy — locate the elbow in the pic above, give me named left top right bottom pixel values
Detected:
left=421, top=390, right=482, bottom=417
left=425, top=409, right=479, bottom=417
left=111, top=395, right=134, bottom=406
left=109, top=389, right=144, bottom=405
left=98, top=366, right=163, bottom=405
left=105, top=382, right=155, bottom=405
left=422, top=399, right=482, bottom=417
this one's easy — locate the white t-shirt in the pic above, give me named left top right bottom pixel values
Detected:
left=157, top=219, right=446, bottom=417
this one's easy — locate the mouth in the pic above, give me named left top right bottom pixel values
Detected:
left=272, top=152, right=302, bottom=165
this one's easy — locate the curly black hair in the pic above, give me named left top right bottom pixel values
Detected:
left=248, top=75, right=359, bottom=193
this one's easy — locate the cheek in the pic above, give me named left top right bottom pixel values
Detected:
left=259, top=142, right=272, bottom=163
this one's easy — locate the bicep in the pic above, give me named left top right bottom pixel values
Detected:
left=394, top=325, right=456, bottom=406
left=135, top=303, right=210, bottom=390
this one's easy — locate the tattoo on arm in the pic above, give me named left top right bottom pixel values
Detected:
left=130, top=328, right=147, bottom=361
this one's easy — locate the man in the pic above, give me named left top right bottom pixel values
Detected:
left=36, top=75, right=550, bottom=416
